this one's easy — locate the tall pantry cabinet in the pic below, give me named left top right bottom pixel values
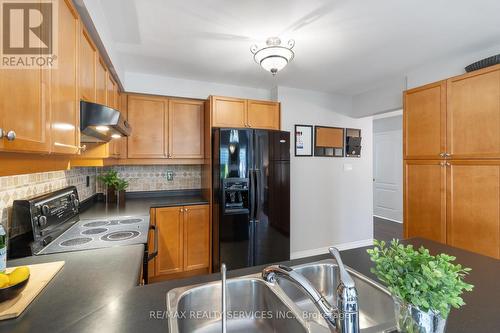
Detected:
left=404, top=65, right=500, bottom=259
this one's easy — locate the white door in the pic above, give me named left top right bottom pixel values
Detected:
left=373, top=130, right=403, bottom=222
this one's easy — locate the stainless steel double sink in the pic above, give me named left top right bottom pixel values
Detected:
left=167, top=260, right=397, bottom=332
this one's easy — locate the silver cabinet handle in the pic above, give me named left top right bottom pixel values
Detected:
left=0, top=128, right=4, bottom=139
left=6, top=130, right=16, bottom=141
left=439, top=152, right=445, bottom=157
left=444, top=153, right=451, bottom=157
left=440, top=161, right=446, bottom=167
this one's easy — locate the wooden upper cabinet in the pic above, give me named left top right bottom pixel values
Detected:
left=404, top=81, right=446, bottom=159
left=169, top=99, right=204, bottom=159
left=106, top=74, right=117, bottom=109
left=127, top=95, right=168, bottom=158
left=50, top=0, right=80, bottom=155
left=155, top=207, right=184, bottom=275
left=447, top=67, right=500, bottom=159
left=211, top=96, right=247, bottom=128
left=95, top=58, right=107, bottom=105
left=247, top=100, right=280, bottom=130
left=447, top=161, right=500, bottom=259
left=0, top=18, right=49, bottom=153
left=210, top=96, right=280, bottom=130
left=183, top=205, right=210, bottom=271
left=404, top=160, right=447, bottom=243
left=79, top=28, right=96, bottom=102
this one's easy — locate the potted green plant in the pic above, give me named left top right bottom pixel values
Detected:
left=367, top=240, right=473, bottom=333
left=114, top=178, right=129, bottom=207
left=97, top=170, right=119, bottom=203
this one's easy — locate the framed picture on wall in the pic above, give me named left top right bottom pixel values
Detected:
left=295, top=125, right=313, bottom=156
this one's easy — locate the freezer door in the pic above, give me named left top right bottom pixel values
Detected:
left=252, top=130, right=290, bottom=266
left=213, top=129, right=254, bottom=271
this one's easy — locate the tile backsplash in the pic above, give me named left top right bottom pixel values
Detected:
left=0, top=167, right=97, bottom=235
left=98, top=165, right=201, bottom=192
left=1, top=164, right=202, bottom=237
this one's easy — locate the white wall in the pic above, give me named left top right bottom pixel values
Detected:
left=351, top=44, right=500, bottom=117
left=124, top=72, right=272, bottom=100
left=276, top=87, right=374, bottom=258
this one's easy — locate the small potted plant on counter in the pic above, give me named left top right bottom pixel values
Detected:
left=114, top=178, right=129, bottom=207
left=98, top=170, right=119, bottom=203
left=367, top=239, right=473, bottom=333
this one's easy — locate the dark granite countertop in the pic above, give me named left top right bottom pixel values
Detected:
left=60, top=238, right=499, bottom=333
left=79, top=190, right=209, bottom=219
left=0, top=244, right=144, bottom=333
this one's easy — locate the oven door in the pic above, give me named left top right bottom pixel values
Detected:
left=143, top=224, right=158, bottom=284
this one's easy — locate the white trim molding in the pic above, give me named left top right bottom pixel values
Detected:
left=373, top=215, right=403, bottom=224
left=290, top=239, right=374, bottom=260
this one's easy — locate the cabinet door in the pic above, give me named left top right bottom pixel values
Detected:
left=127, top=95, right=168, bottom=158
left=80, top=28, right=96, bottom=102
left=403, top=81, right=446, bottom=159
left=247, top=100, right=280, bottom=130
left=447, top=68, right=500, bottom=158
left=447, top=161, right=500, bottom=259
left=183, top=205, right=210, bottom=271
left=106, top=74, right=117, bottom=109
left=0, top=13, right=50, bottom=153
left=168, top=99, right=204, bottom=158
left=156, top=207, right=184, bottom=275
left=404, top=160, right=447, bottom=243
left=95, top=58, right=107, bottom=105
left=49, top=0, right=79, bottom=154
left=211, top=96, right=247, bottom=128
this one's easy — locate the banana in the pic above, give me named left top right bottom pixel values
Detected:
left=7, top=266, right=30, bottom=286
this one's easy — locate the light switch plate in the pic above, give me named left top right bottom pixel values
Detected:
left=343, top=164, right=353, bottom=171
left=167, top=171, right=174, bottom=181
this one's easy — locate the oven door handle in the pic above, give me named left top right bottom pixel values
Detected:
left=148, top=224, right=158, bottom=261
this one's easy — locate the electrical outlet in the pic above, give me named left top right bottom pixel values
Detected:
left=166, top=171, right=174, bottom=181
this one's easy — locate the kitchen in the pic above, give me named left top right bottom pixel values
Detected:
left=0, top=1, right=499, bottom=333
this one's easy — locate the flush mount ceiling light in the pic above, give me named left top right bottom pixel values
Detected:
left=250, top=37, right=295, bottom=76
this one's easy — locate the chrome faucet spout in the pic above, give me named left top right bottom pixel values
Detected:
left=262, top=247, right=360, bottom=333
left=221, top=263, right=227, bottom=333
left=262, top=264, right=338, bottom=330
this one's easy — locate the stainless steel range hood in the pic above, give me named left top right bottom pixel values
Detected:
left=80, top=101, right=131, bottom=143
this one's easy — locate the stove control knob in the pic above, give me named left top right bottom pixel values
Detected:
left=38, top=215, right=47, bottom=228
left=70, top=193, right=76, bottom=200
left=73, top=199, right=80, bottom=208
left=42, top=238, right=50, bottom=246
left=41, top=204, right=50, bottom=215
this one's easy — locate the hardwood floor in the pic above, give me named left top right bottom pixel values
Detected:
left=373, top=216, right=403, bottom=243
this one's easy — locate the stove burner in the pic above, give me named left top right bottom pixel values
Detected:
left=83, top=221, right=109, bottom=227
left=118, top=218, right=143, bottom=225
left=60, top=237, right=93, bottom=247
left=101, top=231, right=140, bottom=242
left=82, top=228, right=108, bottom=235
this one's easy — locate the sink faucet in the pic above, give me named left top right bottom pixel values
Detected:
left=221, top=263, right=227, bottom=333
left=262, top=247, right=359, bottom=333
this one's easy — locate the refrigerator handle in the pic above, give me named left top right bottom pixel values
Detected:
left=254, top=169, right=261, bottom=223
left=249, top=169, right=256, bottom=221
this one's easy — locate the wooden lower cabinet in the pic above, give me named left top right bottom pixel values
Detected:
left=150, top=205, right=210, bottom=281
left=404, top=160, right=447, bottom=243
left=447, top=161, right=500, bottom=259
left=405, top=160, right=500, bottom=259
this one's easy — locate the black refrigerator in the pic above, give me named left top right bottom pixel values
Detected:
left=212, top=128, right=290, bottom=272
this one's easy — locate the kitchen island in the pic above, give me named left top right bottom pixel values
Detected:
left=12, top=238, right=493, bottom=333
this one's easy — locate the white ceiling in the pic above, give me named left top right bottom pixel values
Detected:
left=85, top=0, right=500, bottom=95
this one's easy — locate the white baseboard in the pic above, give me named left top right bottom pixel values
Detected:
left=290, top=239, right=374, bottom=260
left=373, top=215, right=403, bottom=224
